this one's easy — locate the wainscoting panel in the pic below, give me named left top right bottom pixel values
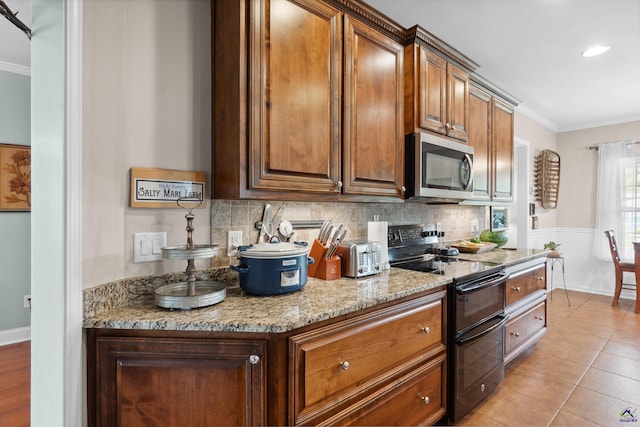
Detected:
left=530, top=228, right=635, bottom=300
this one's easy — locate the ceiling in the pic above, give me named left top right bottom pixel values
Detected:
left=0, top=0, right=30, bottom=74
left=1, top=0, right=638, bottom=132
left=364, top=0, right=640, bottom=132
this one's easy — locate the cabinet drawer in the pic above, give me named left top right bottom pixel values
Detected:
left=290, top=296, right=444, bottom=424
left=321, top=354, right=446, bottom=426
left=505, top=301, right=546, bottom=356
left=506, top=263, right=546, bottom=306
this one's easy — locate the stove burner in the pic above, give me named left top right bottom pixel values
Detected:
left=392, top=256, right=457, bottom=274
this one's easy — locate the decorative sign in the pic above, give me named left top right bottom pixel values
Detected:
left=130, top=167, right=206, bottom=208
left=0, top=143, right=31, bottom=212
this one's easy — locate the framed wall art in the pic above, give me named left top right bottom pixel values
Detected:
left=0, top=143, right=31, bottom=211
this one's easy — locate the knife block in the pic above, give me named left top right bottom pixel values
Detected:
left=308, top=239, right=327, bottom=277
left=316, top=256, right=341, bottom=281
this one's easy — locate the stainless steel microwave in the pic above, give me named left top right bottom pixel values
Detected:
left=405, top=132, right=474, bottom=202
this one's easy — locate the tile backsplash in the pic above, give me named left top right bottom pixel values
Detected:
left=211, top=199, right=487, bottom=267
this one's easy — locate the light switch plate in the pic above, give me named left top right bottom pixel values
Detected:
left=134, top=232, right=167, bottom=263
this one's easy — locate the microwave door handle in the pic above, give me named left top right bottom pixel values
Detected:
left=460, top=153, right=473, bottom=190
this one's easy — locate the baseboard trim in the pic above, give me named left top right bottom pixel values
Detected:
left=0, top=327, right=31, bottom=346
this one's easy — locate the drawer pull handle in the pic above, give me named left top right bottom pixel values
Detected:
left=418, top=394, right=430, bottom=405
left=534, top=315, right=544, bottom=321
left=510, top=331, right=520, bottom=337
left=422, top=326, right=430, bottom=334
left=512, top=286, right=521, bottom=292
left=535, top=276, right=544, bottom=281
left=340, top=361, right=350, bottom=370
left=249, top=355, right=260, bottom=365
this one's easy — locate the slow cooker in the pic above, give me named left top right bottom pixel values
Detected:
left=231, top=242, right=314, bottom=295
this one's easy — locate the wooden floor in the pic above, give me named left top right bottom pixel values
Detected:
left=460, top=289, right=640, bottom=426
left=0, top=290, right=638, bottom=427
left=0, top=340, right=30, bottom=427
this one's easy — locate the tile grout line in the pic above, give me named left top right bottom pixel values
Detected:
left=545, top=290, right=626, bottom=426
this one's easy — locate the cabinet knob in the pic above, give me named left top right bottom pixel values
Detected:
left=512, top=286, right=521, bottom=292
left=422, top=326, right=430, bottom=334
left=535, top=276, right=544, bottom=281
left=340, top=361, right=350, bottom=370
left=399, top=186, right=406, bottom=194
left=510, top=331, right=520, bottom=337
left=534, top=315, right=544, bottom=321
left=418, top=394, right=430, bottom=405
left=249, top=355, right=260, bottom=365
left=335, top=181, right=343, bottom=190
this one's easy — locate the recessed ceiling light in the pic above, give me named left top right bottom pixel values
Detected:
left=582, top=45, right=610, bottom=57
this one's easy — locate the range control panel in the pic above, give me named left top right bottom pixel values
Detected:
left=387, top=224, right=441, bottom=263
left=388, top=224, right=438, bottom=247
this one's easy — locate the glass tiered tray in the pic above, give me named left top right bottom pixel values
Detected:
left=154, top=198, right=226, bottom=310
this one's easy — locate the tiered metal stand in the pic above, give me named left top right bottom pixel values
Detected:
left=154, top=198, right=226, bottom=310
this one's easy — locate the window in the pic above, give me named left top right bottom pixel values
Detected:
left=621, top=156, right=640, bottom=260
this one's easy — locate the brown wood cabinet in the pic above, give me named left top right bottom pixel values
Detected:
left=86, top=331, right=267, bottom=427
left=213, top=0, right=405, bottom=201
left=505, top=298, right=547, bottom=365
left=505, top=260, right=546, bottom=306
left=404, top=27, right=479, bottom=142
left=504, top=258, right=547, bottom=365
left=467, top=77, right=517, bottom=203
left=289, top=295, right=446, bottom=425
left=86, top=290, right=447, bottom=427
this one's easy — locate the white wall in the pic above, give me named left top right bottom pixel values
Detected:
left=82, top=0, right=212, bottom=289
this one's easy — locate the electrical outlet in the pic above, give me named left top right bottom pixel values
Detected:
left=227, top=231, right=243, bottom=256
left=24, top=295, right=31, bottom=309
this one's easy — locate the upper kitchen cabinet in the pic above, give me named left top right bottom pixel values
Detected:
left=343, top=15, right=405, bottom=197
left=467, top=75, right=518, bottom=203
left=404, top=26, right=479, bottom=142
left=212, top=0, right=405, bottom=201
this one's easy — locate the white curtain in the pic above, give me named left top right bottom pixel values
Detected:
left=594, top=141, right=633, bottom=261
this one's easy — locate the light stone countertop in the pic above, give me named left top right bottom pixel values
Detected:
left=83, top=268, right=450, bottom=333
left=82, top=248, right=548, bottom=334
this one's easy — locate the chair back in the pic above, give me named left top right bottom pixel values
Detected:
left=604, top=230, right=622, bottom=264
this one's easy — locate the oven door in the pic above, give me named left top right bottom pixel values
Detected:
left=451, top=314, right=506, bottom=423
left=455, top=270, right=507, bottom=333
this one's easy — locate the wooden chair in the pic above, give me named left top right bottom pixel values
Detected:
left=604, top=230, right=637, bottom=310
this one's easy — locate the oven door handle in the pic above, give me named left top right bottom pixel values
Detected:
left=456, top=315, right=507, bottom=345
left=456, top=271, right=508, bottom=294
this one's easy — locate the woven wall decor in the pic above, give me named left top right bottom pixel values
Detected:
left=535, top=149, right=560, bottom=209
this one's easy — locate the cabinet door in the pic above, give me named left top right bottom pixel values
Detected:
left=249, top=0, right=343, bottom=193
left=468, top=85, right=492, bottom=200
left=343, top=16, right=404, bottom=197
left=491, top=99, right=514, bottom=202
left=418, top=48, right=448, bottom=135
left=93, top=336, right=265, bottom=427
left=446, top=64, right=470, bottom=141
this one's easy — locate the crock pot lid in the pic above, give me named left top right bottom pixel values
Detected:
left=239, top=242, right=309, bottom=258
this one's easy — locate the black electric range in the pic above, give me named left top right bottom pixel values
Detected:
left=387, top=224, right=501, bottom=280
left=387, top=224, right=507, bottom=423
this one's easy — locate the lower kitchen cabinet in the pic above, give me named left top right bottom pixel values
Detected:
left=86, top=290, right=447, bottom=427
left=86, top=331, right=267, bottom=427
left=289, top=293, right=446, bottom=426
left=504, top=258, right=548, bottom=365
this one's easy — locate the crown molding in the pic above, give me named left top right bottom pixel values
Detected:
left=516, top=104, right=559, bottom=133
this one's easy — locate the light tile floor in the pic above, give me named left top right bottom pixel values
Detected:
left=458, top=289, right=640, bottom=426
